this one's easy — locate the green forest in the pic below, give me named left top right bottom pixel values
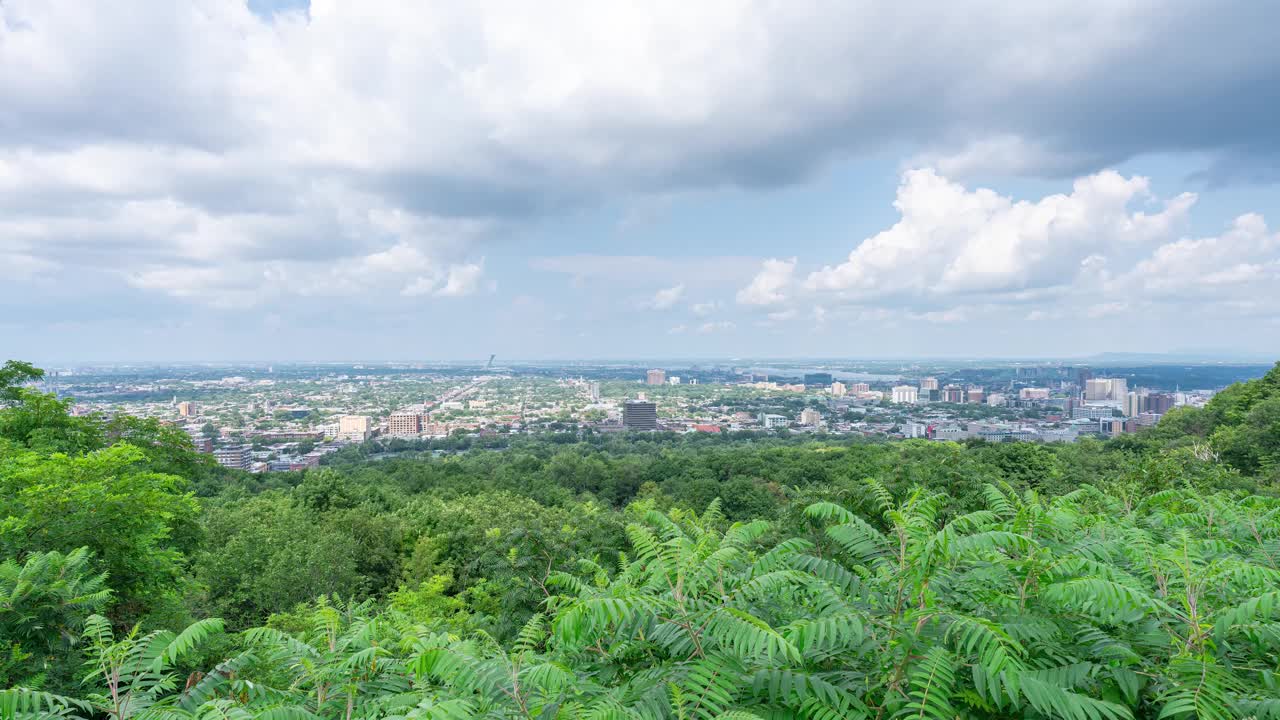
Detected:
left=2, top=359, right=1280, bottom=719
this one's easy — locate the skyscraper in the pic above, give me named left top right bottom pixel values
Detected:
left=1084, top=379, right=1110, bottom=401
left=622, top=399, right=658, bottom=430
left=1147, top=393, right=1175, bottom=415
left=891, top=386, right=919, bottom=404
left=177, top=401, right=197, bottom=417
left=646, top=369, right=666, bottom=386
left=920, top=377, right=939, bottom=391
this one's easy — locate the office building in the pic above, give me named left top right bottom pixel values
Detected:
left=213, top=444, right=252, bottom=470
left=177, top=401, right=197, bottom=417
left=1124, top=390, right=1154, bottom=418
left=386, top=412, right=422, bottom=436
left=759, top=413, right=789, bottom=429
left=799, top=408, right=821, bottom=426
left=1085, top=378, right=1128, bottom=402
left=804, top=372, right=834, bottom=386
left=1019, top=388, right=1050, bottom=400
left=338, top=415, right=372, bottom=442
left=1076, top=367, right=1094, bottom=389
left=848, top=383, right=870, bottom=393
left=1073, top=405, right=1117, bottom=420
left=622, top=399, right=658, bottom=430
left=891, top=385, right=919, bottom=404
left=941, top=385, right=965, bottom=403
left=920, top=377, right=939, bottom=391
left=1147, top=393, right=1175, bottom=415
left=646, top=369, right=666, bottom=386
left=1084, top=379, right=1110, bottom=401
left=966, top=388, right=985, bottom=404
left=830, top=381, right=847, bottom=397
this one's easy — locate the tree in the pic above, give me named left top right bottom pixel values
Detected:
left=0, top=445, right=198, bottom=625
left=0, top=361, right=43, bottom=405
left=0, top=548, right=110, bottom=689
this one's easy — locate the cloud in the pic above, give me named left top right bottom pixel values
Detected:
left=434, top=261, right=486, bottom=297
left=805, top=168, right=1195, bottom=304
left=767, top=168, right=1279, bottom=332
left=690, top=301, right=721, bottom=317
left=737, top=258, right=796, bottom=306
left=697, top=321, right=736, bottom=334
left=643, top=284, right=685, bottom=310
left=4, top=1, right=1280, bottom=357
left=1124, top=214, right=1279, bottom=299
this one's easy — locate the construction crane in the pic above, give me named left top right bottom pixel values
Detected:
left=485, top=354, right=496, bottom=369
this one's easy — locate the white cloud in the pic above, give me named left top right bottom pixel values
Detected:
left=697, top=321, right=736, bottom=334
left=736, top=258, right=796, bottom=306
left=643, top=283, right=685, bottom=310
left=1125, top=214, right=1279, bottom=298
left=805, top=168, right=1195, bottom=304
left=690, top=301, right=721, bottom=316
left=3, top=1, right=1280, bottom=356
left=434, top=262, right=486, bottom=297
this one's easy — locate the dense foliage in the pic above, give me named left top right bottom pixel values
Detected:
left=2, top=360, right=1279, bottom=719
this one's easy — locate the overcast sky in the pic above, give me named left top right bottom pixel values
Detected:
left=3, top=0, right=1278, bottom=362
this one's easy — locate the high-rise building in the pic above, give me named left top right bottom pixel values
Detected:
left=849, top=383, right=871, bottom=393
left=1147, top=393, right=1175, bottom=415
left=668, top=376, right=681, bottom=385
left=622, top=399, right=658, bottom=430
left=966, top=388, right=985, bottom=404
left=941, top=385, right=965, bottom=403
left=1076, top=367, right=1094, bottom=389
left=920, top=377, right=940, bottom=391
left=1084, top=378, right=1110, bottom=402
left=1086, top=378, right=1128, bottom=402
left=177, top=401, right=197, bottom=417
left=213, top=444, right=252, bottom=470
left=386, top=412, right=422, bottom=436
left=830, top=382, right=847, bottom=397
left=588, top=382, right=601, bottom=401
left=1019, top=388, right=1050, bottom=400
left=891, top=386, right=919, bottom=404
left=804, top=372, right=834, bottom=386
left=1124, top=391, right=1142, bottom=418
left=646, top=369, right=666, bottom=386
left=799, top=408, right=821, bottom=426
left=338, top=415, right=372, bottom=442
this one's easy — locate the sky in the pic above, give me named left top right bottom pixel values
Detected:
left=2, top=1, right=1279, bottom=363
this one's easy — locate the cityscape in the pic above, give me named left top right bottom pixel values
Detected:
left=34, top=359, right=1263, bottom=473
left=2, top=1, right=1279, bottom=716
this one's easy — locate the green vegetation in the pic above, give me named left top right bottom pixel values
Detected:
left=2, top=361, right=1279, bottom=718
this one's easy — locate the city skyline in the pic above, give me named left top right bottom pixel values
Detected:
left=3, top=1, right=1279, bottom=361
